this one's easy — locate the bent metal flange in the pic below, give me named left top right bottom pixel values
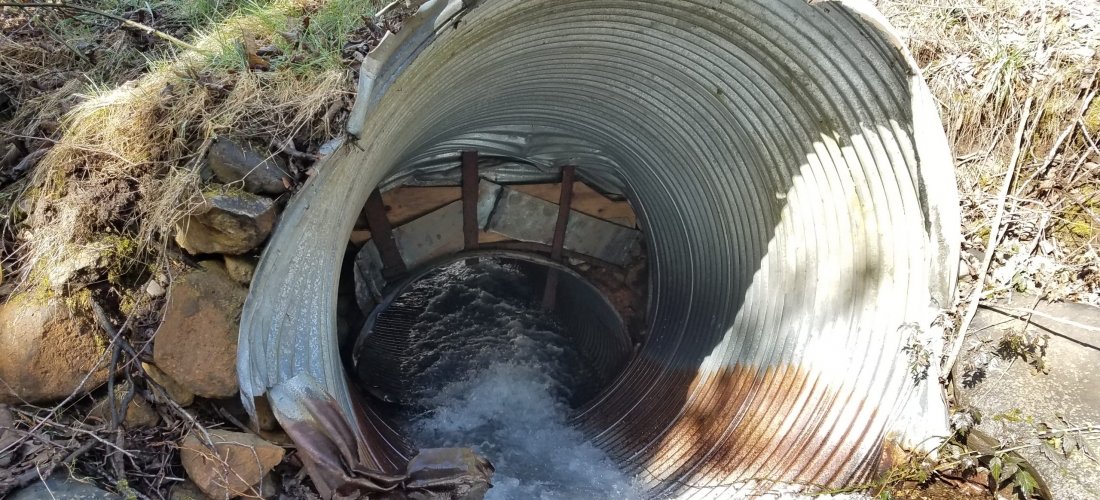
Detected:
left=238, top=0, right=961, bottom=497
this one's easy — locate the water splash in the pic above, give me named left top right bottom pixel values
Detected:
left=397, top=260, right=639, bottom=499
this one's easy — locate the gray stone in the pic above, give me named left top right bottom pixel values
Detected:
left=389, top=180, right=501, bottom=268
left=487, top=186, right=643, bottom=266
left=175, top=189, right=277, bottom=255
left=10, top=475, right=119, bottom=499
left=207, top=138, right=288, bottom=195
left=954, top=294, right=1100, bottom=500
left=46, top=244, right=104, bottom=291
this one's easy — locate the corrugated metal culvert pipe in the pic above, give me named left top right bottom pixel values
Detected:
left=238, top=0, right=961, bottom=497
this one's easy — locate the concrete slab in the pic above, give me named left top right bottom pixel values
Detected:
left=954, top=294, right=1100, bottom=500
left=487, top=186, right=642, bottom=266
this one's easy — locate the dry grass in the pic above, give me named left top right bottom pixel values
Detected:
left=3, top=0, right=375, bottom=300
left=880, top=0, right=1100, bottom=305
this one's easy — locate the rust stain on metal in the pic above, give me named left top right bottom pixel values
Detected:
left=461, top=150, right=480, bottom=251
left=579, top=359, right=884, bottom=495
left=363, top=189, right=406, bottom=278
left=542, top=165, right=576, bottom=311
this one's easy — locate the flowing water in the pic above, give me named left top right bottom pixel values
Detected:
left=388, top=260, right=639, bottom=499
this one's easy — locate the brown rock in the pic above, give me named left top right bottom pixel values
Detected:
left=168, top=480, right=211, bottom=500
left=0, top=295, right=109, bottom=404
left=223, top=255, right=256, bottom=285
left=142, top=362, right=195, bottom=406
left=175, top=189, right=277, bottom=256
left=179, top=429, right=284, bottom=499
left=153, top=267, right=247, bottom=398
left=88, top=382, right=159, bottom=428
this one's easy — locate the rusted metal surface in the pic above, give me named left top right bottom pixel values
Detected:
left=363, top=189, right=406, bottom=278
left=461, top=151, right=480, bottom=252
left=240, top=0, right=960, bottom=497
left=542, top=165, right=576, bottom=310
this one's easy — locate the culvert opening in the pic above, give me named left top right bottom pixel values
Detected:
left=239, top=1, right=961, bottom=497
left=348, top=255, right=638, bottom=497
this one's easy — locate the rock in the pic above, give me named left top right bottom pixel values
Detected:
left=9, top=474, right=119, bottom=499
left=0, top=296, right=109, bottom=404
left=47, top=244, right=104, bottom=291
left=179, top=429, right=284, bottom=499
left=142, top=362, right=194, bottom=406
left=223, top=255, right=256, bottom=285
left=955, top=294, right=1100, bottom=500
left=88, top=382, right=159, bottom=428
left=168, top=480, right=210, bottom=500
left=0, top=404, right=16, bottom=468
left=175, top=189, right=277, bottom=256
left=153, top=266, right=247, bottom=398
left=207, top=138, right=289, bottom=195
left=145, top=279, right=166, bottom=298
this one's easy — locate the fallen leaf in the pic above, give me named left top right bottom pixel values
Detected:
left=241, top=32, right=270, bottom=70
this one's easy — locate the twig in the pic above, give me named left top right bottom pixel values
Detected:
left=16, top=4, right=91, bottom=65
left=985, top=305, right=1100, bottom=335
left=375, top=0, right=404, bottom=18
left=1017, top=70, right=1098, bottom=193
left=942, top=95, right=1036, bottom=377
left=0, top=2, right=201, bottom=53
left=12, top=438, right=97, bottom=488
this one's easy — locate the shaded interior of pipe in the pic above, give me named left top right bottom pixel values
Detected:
left=254, top=0, right=961, bottom=496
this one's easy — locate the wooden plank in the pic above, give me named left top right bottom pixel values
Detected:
left=513, top=181, right=636, bottom=228
left=351, top=186, right=462, bottom=240
left=363, top=189, right=406, bottom=277
left=543, top=166, right=576, bottom=311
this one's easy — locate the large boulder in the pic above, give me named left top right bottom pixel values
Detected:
left=179, top=429, right=284, bottom=499
left=0, top=295, right=109, bottom=404
left=175, top=189, right=277, bottom=256
left=207, top=138, right=289, bottom=196
left=153, top=266, right=247, bottom=398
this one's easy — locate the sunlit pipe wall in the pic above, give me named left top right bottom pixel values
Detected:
left=239, top=0, right=961, bottom=497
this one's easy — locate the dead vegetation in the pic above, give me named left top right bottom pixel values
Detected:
left=1, top=0, right=388, bottom=306
left=880, top=0, right=1100, bottom=307
left=0, top=1, right=398, bottom=497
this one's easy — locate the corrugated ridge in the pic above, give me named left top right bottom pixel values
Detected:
left=239, top=0, right=959, bottom=496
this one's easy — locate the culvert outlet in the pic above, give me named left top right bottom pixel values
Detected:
left=238, top=0, right=961, bottom=497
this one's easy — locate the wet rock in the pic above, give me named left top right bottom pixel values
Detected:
left=88, top=382, right=159, bottom=428
left=9, top=474, right=119, bottom=499
left=0, top=296, right=109, bottom=404
left=179, top=429, right=284, bottom=499
left=223, top=255, right=256, bottom=285
left=955, top=294, right=1100, bottom=500
left=207, top=138, right=288, bottom=195
left=142, top=362, right=194, bottom=406
left=153, top=266, right=247, bottom=398
left=175, top=189, right=277, bottom=256
left=208, top=138, right=288, bottom=195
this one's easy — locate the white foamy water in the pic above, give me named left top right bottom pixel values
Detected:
left=397, top=260, right=639, bottom=499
